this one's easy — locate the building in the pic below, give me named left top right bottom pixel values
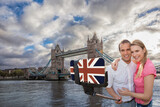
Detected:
left=155, top=64, right=160, bottom=73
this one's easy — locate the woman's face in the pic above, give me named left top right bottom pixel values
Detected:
left=131, top=45, right=145, bottom=62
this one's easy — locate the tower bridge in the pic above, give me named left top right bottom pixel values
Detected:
left=46, top=33, right=104, bottom=80
left=28, top=33, right=115, bottom=80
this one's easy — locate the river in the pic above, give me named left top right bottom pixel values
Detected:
left=0, top=79, right=160, bottom=107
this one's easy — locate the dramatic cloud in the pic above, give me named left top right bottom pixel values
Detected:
left=0, top=0, right=160, bottom=70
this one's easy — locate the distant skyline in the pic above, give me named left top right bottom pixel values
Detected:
left=0, top=0, right=160, bottom=70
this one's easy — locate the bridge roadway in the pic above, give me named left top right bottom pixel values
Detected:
left=56, top=47, right=88, bottom=58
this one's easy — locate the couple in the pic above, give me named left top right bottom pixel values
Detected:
left=106, top=39, right=156, bottom=107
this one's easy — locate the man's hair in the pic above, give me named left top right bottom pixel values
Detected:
left=118, top=39, right=131, bottom=51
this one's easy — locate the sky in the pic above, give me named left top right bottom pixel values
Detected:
left=0, top=0, right=160, bottom=70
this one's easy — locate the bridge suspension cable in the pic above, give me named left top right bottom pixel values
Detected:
left=28, top=58, right=51, bottom=76
left=95, top=49, right=114, bottom=63
left=28, top=69, right=36, bottom=76
left=39, top=59, right=51, bottom=74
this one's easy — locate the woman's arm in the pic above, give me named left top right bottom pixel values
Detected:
left=111, top=58, right=137, bottom=70
left=118, top=75, right=154, bottom=101
left=111, top=58, right=120, bottom=71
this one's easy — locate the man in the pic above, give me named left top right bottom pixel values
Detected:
left=106, top=40, right=136, bottom=107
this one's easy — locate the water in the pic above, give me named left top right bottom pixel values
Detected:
left=0, top=79, right=160, bottom=107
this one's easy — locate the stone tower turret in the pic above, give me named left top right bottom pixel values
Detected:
left=87, top=33, right=103, bottom=59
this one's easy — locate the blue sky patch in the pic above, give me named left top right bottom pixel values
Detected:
left=5, top=2, right=30, bottom=20
left=53, top=15, right=59, bottom=21
left=27, top=33, right=33, bottom=37
left=73, top=16, right=84, bottom=22
left=33, top=0, right=44, bottom=5
left=138, top=7, right=160, bottom=18
left=24, top=45, right=35, bottom=51
left=42, top=38, right=53, bottom=47
left=147, top=20, right=158, bottom=26
left=66, top=17, right=84, bottom=26
left=85, top=0, right=89, bottom=5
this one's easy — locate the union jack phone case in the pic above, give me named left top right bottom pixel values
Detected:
left=70, top=57, right=108, bottom=87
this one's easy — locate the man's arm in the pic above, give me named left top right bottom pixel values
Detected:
left=106, top=87, right=122, bottom=104
left=105, top=67, right=122, bottom=104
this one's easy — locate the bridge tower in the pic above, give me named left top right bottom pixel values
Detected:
left=47, top=44, right=64, bottom=80
left=87, top=33, right=103, bottom=59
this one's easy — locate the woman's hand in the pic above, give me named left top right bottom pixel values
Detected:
left=117, top=88, right=130, bottom=96
left=111, top=58, right=120, bottom=71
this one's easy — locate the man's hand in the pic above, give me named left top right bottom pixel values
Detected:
left=106, top=87, right=122, bottom=104
left=115, top=96, right=122, bottom=104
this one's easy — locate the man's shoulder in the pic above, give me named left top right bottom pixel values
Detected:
left=117, top=59, right=125, bottom=68
left=130, top=61, right=137, bottom=67
left=106, top=65, right=114, bottom=72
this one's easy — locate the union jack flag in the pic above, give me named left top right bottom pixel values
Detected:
left=70, top=58, right=105, bottom=84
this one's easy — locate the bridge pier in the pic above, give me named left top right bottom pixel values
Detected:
left=46, top=73, right=59, bottom=80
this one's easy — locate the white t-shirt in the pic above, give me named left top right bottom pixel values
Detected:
left=106, top=59, right=137, bottom=102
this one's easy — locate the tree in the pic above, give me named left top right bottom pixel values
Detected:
left=10, top=71, right=16, bottom=78
left=0, top=70, right=8, bottom=79
left=0, top=70, right=2, bottom=77
left=14, top=69, right=24, bottom=78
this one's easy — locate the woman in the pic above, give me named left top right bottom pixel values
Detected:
left=113, top=40, right=156, bottom=107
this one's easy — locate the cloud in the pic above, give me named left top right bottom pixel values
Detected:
left=136, top=26, right=160, bottom=33
left=0, top=0, right=160, bottom=70
left=89, top=0, right=133, bottom=23
left=0, top=0, right=32, bottom=4
left=0, top=29, right=32, bottom=46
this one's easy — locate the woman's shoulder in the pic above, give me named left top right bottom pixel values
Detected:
left=143, top=59, right=156, bottom=77
left=145, top=59, right=155, bottom=68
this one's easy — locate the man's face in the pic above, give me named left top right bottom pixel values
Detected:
left=119, top=43, right=131, bottom=64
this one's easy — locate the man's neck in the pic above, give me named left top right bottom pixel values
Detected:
left=122, top=59, right=131, bottom=64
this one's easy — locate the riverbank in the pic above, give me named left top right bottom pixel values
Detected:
left=0, top=76, right=26, bottom=80
left=1, top=73, right=160, bottom=80
left=0, top=76, right=69, bottom=81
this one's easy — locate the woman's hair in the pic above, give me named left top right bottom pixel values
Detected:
left=131, top=40, right=148, bottom=78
